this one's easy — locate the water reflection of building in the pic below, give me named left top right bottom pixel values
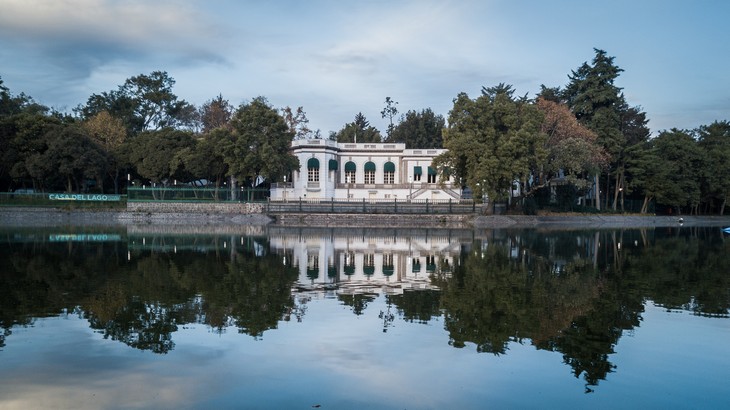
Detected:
left=269, top=228, right=464, bottom=296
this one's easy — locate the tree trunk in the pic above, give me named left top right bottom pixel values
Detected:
left=594, top=174, right=601, bottom=211
left=230, top=176, right=237, bottom=201
left=612, top=167, right=624, bottom=211
left=721, top=197, right=727, bottom=215
left=604, top=172, right=610, bottom=210
left=640, top=195, right=652, bottom=214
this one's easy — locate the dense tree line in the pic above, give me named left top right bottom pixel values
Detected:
left=0, top=73, right=299, bottom=194
left=2, top=48, right=729, bottom=213
left=435, top=49, right=730, bottom=215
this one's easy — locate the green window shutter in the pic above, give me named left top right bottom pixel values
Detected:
left=414, top=166, right=422, bottom=175
left=384, top=161, right=395, bottom=172
left=364, top=162, right=376, bottom=172
left=307, top=158, right=320, bottom=169
left=345, top=161, right=356, bottom=172
left=329, top=159, right=338, bottom=171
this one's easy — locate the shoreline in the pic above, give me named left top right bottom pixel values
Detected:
left=1, top=207, right=729, bottom=229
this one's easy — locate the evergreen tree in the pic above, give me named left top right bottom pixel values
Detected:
left=334, top=112, right=381, bottom=143
left=562, top=49, right=651, bottom=210
left=697, top=121, right=730, bottom=214
left=388, top=108, right=445, bottom=148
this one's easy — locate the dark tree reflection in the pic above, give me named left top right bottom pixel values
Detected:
left=1, top=225, right=729, bottom=391
left=386, top=289, right=442, bottom=324
left=338, top=293, right=377, bottom=316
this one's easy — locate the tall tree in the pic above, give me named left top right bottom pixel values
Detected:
left=533, top=98, right=608, bottom=199
left=334, top=112, right=381, bottom=143
left=562, top=49, right=628, bottom=209
left=78, top=89, right=141, bottom=135
left=199, top=94, right=233, bottom=134
left=614, top=103, right=651, bottom=210
left=226, top=97, right=299, bottom=186
left=40, top=125, right=108, bottom=192
left=0, top=77, right=21, bottom=117
left=388, top=108, right=444, bottom=148
left=624, top=142, right=669, bottom=213
left=435, top=84, right=545, bottom=202
left=4, top=111, right=60, bottom=191
left=381, top=97, right=398, bottom=141
left=649, top=129, right=702, bottom=214
left=78, top=71, right=194, bottom=135
left=281, top=106, right=313, bottom=140
left=697, top=121, right=730, bottom=214
left=82, top=111, right=128, bottom=193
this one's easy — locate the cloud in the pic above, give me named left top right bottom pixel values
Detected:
left=0, top=0, right=228, bottom=73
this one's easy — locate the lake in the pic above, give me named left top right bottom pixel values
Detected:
left=1, top=224, right=729, bottom=409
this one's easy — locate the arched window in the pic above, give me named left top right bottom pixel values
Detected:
left=383, top=161, right=395, bottom=184
left=307, top=158, right=320, bottom=182
left=345, top=161, right=356, bottom=183
left=364, top=161, right=376, bottom=184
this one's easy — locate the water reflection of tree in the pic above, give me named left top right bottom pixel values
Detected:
left=386, top=290, right=442, bottom=324
left=3, top=227, right=730, bottom=369
left=623, top=228, right=730, bottom=316
left=0, top=233, right=299, bottom=351
left=338, top=293, right=377, bottom=316
left=434, top=232, right=639, bottom=390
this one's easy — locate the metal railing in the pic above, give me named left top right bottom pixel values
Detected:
left=127, top=187, right=269, bottom=202
left=266, top=198, right=483, bottom=214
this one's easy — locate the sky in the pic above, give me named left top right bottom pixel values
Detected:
left=0, top=0, right=728, bottom=135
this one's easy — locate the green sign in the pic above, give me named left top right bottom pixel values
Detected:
left=48, top=234, right=123, bottom=242
left=48, top=193, right=121, bottom=201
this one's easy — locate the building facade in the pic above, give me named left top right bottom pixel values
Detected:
left=270, top=139, right=462, bottom=201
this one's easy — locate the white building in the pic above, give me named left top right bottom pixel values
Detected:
left=269, top=229, right=458, bottom=295
left=270, top=139, right=463, bottom=201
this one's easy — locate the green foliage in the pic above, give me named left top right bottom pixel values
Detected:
left=698, top=121, right=730, bottom=214
left=650, top=129, right=703, bottom=210
left=173, top=132, right=228, bottom=186
left=227, top=97, right=299, bottom=185
left=77, top=71, right=195, bottom=136
left=199, top=94, right=234, bottom=134
left=41, top=125, right=109, bottom=192
left=3, top=112, right=62, bottom=191
left=561, top=49, right=650, bottom=211
left=126, top=128, right=196, bottom=185
left=435, top=84, right=545, bottom=201
left=387, top=108, right=444, bottom=148
left=334, top=112, right=382, bottom=143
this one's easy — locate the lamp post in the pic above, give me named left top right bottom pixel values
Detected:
left=409, top=175, right=413, bottom=201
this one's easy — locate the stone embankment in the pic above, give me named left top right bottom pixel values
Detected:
left=2, top=203, right=730, bottom=229
left=0, top=203, right=271, bottom=227
left=273, top=213, right=730, bottom=228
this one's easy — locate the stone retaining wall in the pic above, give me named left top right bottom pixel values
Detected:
left=273, top=213, right=473, bottom=228
left=127, top=202, right=265, bottom=214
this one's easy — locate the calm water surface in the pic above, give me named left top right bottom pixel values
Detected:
left=1, top=225, right=729, bottom=409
